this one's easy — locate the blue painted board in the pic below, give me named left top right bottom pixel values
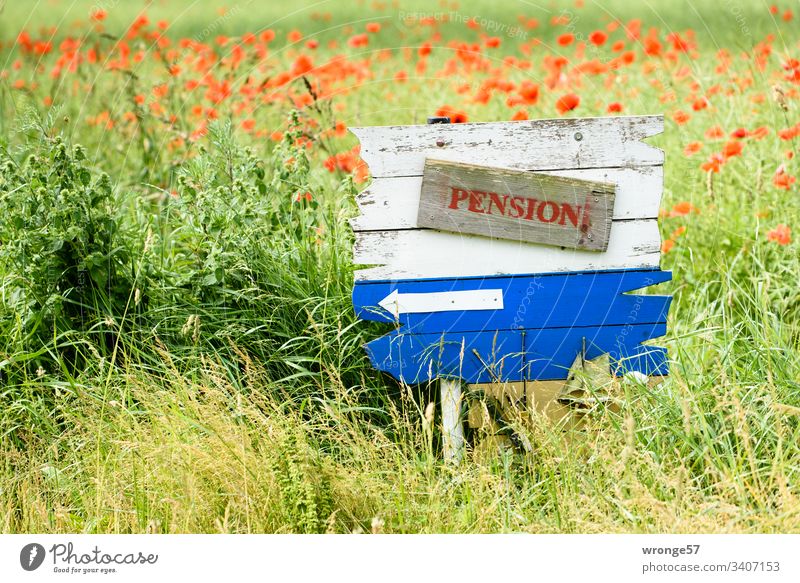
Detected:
left=365, top=322, right=668, bottom=384
left=353, top=269, right=671, bottom=333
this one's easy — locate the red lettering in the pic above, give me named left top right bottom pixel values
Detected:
left=559, top=203, right=581, bottom=227
left=488, top=192, right=508, bottom=216
left=467, top=191, right=487, bottom=213
left=537, top=201, right=559, bottom=223
left=524, top=198, right=539, bottom=220
left=448, top=185, right=586, bottom=230
left=448, top=187, right=469, bottom=209
left=509, top=196, right=525, bottom=219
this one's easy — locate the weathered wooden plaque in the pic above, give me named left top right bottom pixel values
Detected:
left=417, top=159, right=615, bottom=251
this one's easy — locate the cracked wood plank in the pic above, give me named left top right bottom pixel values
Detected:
left=350, top=115, right=664, bottom=179
left=353, top=219, right=661, bottom=281
left=350, top=165, right=663, bottom=231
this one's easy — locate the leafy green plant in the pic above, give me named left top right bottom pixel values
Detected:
left=169, top=114, right=324, bottom=305
left=0, top=131, right=143, bottom=374
left=270, top=426, right=335, bottom=533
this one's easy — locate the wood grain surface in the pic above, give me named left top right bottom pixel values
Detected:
left=350, top=115, right=664, bottom=178
left=353, top=219, right=660, bottom=281
left=350, top=165, right=663, bottom=231
left=416, top=158, right=615, bottom=251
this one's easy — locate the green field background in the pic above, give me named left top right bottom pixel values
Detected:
left=0, top=0, right=798, bottom=533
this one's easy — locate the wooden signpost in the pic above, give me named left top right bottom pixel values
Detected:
left=349, top=115, right=672, bottom=462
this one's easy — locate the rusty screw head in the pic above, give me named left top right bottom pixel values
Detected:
left=436, top=139, right=445, bottom=147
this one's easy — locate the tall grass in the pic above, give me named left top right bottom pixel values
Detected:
left=1, top=0, right=799, bottom=533
left=3, top=342, right=799, bottom=533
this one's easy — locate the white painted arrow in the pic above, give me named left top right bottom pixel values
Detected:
left=378, top=289, right=504, bottom=317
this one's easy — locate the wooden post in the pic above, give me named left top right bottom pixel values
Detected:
left=440, top=378, right=464, bottom=463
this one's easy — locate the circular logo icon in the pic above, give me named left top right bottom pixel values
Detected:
left=20, top=543, right=46, bottom=571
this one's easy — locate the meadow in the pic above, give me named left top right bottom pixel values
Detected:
left=0, top=0, right=799, bottom=533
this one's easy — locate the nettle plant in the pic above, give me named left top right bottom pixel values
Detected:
left=0, top=110, right=351, bottom=379
left=0, top=133, right=141, bottom=370
left=170, top=116, right=322, bottom=305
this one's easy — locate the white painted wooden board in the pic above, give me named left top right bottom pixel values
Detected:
left=350, top=165, right=663, bottom=231
left=353, top=219, right=661, bottom=281
left=350, top=115, right=664, bottom=179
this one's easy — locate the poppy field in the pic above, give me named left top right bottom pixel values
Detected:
left=0, top=0, right=799, bottom=533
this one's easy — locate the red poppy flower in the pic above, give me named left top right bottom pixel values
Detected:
left=589, top=31, right=608, bottom=46
left=766, top=224, right=791, bottom=245
left=557, top=33, right=574, bottom=47
left=671, top=226, right=687, bottom=238
left=518, top=81, right=539, bottom=104
left=670, top=201, right=698, bottom=216
left=555, top=93, right=580, bottom=114
left=348, top=34, right=368, bottom=48
left=292, top=54, right=314, bottom=75
left=435, top=105, right=468, bottom=123
left=773, top=165, right=796, bottom=190
left=700, top=153, right=724, bottom=173
left=672, top=110, right=690, bottom=124
left=722, top=140, right=743, bottom=158
left=683, top=141, right=702, bottom=156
